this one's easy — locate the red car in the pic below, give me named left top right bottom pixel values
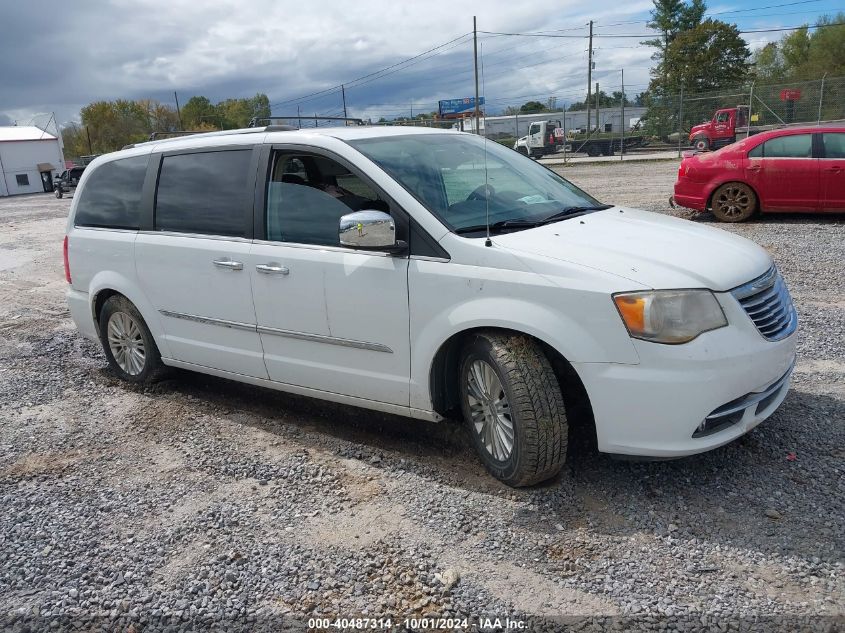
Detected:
left=672, top=127, right=845, bottom=222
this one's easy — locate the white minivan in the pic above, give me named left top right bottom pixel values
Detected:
left=65, top=126, right=797, bottom=486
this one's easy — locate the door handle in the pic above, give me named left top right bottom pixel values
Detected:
left=256, top=264, right=290, bottom=275
left=212, top=258, right=243, bottom=271
left=748, top=164, right=761, bottom=173
left=825, top=166, right=842, bottom=173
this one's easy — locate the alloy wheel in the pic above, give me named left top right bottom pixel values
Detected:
left=466, top=359, right=514, bottom=461
left=107, top=311, right=146, bottom=376
left=714, top=185, right=752, bottom=219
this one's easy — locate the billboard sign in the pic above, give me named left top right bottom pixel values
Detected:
left=438, top=97, right=485, bottom=117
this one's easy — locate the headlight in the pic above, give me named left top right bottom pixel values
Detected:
left=613, top=290, right=727, bottom=344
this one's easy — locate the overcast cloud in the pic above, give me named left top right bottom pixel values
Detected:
left=0, top=0, right=836, bottom=129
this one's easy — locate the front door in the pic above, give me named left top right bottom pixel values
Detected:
left=134, top=147, right=268, bottom=379
left=249, top=149, right=411, bottom=406
left=820, top=132, right=845, bottom=212
left=745, top=132, right=818, bottom=211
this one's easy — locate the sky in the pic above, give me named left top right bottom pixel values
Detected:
left=0, top=0, right=841, bottom=131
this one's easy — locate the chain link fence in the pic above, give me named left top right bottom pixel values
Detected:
left=643, top=75, right=845, bottom=145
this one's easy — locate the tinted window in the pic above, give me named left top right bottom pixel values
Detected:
left=748, top=143, right=763, bottom=158
left=155, top=150, right=252, bottom=237
left=74, top=155, right=149, bottom=229
left=266, top=152, right=386, bottom=246
left=822, top=133, right=845, bottom=159
left=761, top=134, right=812, bottom=158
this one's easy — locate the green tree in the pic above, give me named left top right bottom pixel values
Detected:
left=79, top=100, right=149, bottom=153
left=644, top=0, right=706, bottom=92
left=664, top=20, right=750, bottom=93
left=519, top=101, right=548, bottom=113
left=181, top=96, right=220, bottom=129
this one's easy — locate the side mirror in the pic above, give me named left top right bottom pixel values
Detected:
left=339, top=210, right=398, bottom=251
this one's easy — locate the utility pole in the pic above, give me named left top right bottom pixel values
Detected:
left=620, top=69, right=625, bottom=160
left=174, top=91, right=183, bottom=129
left=473, top=15, right=481, bottom=134
left=596, top=82, right=600, bottom=133
left=85, top=126, right=93, bottom=155
left=341, top=84, right=348, bottom=120
left=586, top=20, right=593, bottom=134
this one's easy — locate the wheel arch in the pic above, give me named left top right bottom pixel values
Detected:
left=87, top=273, right=171, bottom=357
left=428, top=326, right=596, bottom=441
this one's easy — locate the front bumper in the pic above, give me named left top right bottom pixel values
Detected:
left=573, top=291, right=797, bottom=457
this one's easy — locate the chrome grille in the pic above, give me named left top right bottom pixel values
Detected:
left=731, top=267, right=797, bottom=341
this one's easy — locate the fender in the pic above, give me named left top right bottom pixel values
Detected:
left=409, top=294, right=640, bottom=411
left=87, top=270, right=173, bottom=359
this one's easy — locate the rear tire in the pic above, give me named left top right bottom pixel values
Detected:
left=459, top=332, right=568, bottom=487
left=586, top=145, right=600, bottom=157
left=98, top=295, right=166, bottom=383
left=711, top=182, right=757, bottom=222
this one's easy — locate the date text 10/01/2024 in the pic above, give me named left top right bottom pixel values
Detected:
left=306, top=617, right=527, bottom=630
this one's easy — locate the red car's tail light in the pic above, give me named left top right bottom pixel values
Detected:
left=63, top=235, right=71, bottom=283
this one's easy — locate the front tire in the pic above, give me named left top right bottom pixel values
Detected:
left=55, top=188, right=62, bottom=199
left=98, top=295, right=165, bottom=383
left=711, top=182, right=757, bottom=222
left=693, top=136, right=710, bottom=152
left=459, top=332, right=568, bottom=487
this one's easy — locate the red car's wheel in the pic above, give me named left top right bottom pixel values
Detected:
left=711, top=183, right=757, bottom=222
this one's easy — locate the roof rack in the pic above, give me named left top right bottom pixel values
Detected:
left=121, top=125, right=297, bottom=150
left=249, top=116, right=366, bottom=127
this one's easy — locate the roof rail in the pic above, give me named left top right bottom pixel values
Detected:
left=121, top=125, right=296, bottom=150
left=250, top=116, right=366, bottom=127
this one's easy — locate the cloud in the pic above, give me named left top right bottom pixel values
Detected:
left=0, top=0, right=825, bottom=126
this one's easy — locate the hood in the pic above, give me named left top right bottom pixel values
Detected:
left=491, top=207, right=772, bottom=292
left=689, top=122, right=710, bottom=137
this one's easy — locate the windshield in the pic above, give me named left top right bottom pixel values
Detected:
left=348, top=133, right=605, bottom=235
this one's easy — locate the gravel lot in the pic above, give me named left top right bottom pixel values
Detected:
left=1, top=160, right=843, bottom=632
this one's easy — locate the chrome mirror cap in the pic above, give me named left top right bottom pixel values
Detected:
left=339, top=210, right=397, bottom=250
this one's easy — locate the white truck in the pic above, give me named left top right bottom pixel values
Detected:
left=513, top=119, right=564, bottom=158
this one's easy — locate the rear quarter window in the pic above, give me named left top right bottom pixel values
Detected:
left=74, top=155, right=149, bottom=229
left=154, top=149, right=252, bottom=237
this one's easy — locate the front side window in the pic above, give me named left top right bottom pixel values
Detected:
left=265, top=152, right=386, bottom=246
left=74, top=155, right=149, bottom=229
left=348, top=133, right=602, bottom=235
left=155, top=149, right=252, bottom=237
left=822, top=133, right=845, bottom=159
left=716, top=112, right=730, bottom=123
left=760, top=134, right=812, bottom=158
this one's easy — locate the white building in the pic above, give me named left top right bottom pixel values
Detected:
left=0, top=126, right=64, bottom=197
left=453, top=106, right=648, bottom=139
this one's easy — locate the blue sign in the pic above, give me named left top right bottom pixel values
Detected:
left=438, top=97, right=485, bottom=116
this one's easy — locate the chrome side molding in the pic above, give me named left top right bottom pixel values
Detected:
left=158, top=310, right=392, bottom=353
left=256, top=325, right=393, bottom=353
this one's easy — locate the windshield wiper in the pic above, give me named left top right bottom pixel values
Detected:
left=453, top=205, right=612, bottom=236
left=537, top=204, right=612, bottom=225
left=453, top=218, right=541, bottom=235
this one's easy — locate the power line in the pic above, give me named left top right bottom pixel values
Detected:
left=268, top=32, right=471, bottom=109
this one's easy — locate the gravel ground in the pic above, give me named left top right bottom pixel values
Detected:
left=0, top=161, right=843, bottom=632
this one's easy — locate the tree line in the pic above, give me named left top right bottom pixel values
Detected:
left=62, top=94, right=270, bottom=159
left=638, top=1, right=844, bottom=138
